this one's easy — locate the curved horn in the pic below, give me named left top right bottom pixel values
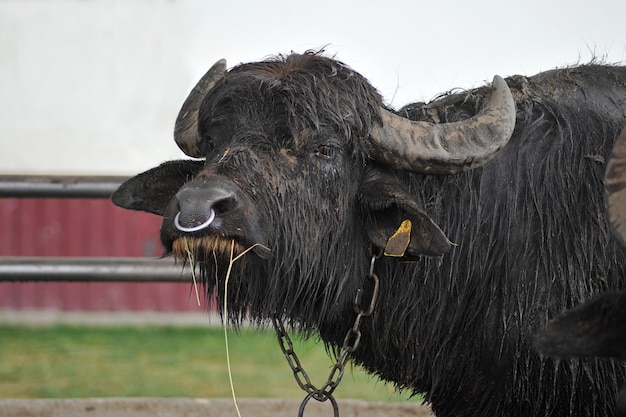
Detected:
left=605, top=125, right=626, bottom=248
left=174, top=59, right=227, bottom=158
left=367, top=75, right=516, bottom=174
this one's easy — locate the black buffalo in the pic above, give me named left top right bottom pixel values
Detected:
left=534, top=125, right=626, bottom=416
left=112, top=52, right=626, bottom=417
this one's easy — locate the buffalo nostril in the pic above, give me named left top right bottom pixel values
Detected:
left=211, top=196, right=238, bottom=215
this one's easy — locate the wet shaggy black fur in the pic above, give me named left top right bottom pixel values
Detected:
left=188, top=53, right=382, bottom=327
left=368, top=64, right=626, bottom=416
left=113, top=53, right=626, bottom=417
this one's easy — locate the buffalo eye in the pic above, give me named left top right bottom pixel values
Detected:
left=203, top=136, right=215, bottom=153
left=313, top=144, right=337, bottom=160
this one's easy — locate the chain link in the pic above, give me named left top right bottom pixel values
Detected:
left=274, top=254, right=380, bottom=416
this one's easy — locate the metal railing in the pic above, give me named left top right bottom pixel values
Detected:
left=0, top=175, right=192, bottom=282
left=0, top=257, right=191, bottom=282
left=0, top=175, right=128, bottom=198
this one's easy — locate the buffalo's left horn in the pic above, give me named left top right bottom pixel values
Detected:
left=174, top=59, right=227, bottom=158
left=367, top=75, right=516, bottom=174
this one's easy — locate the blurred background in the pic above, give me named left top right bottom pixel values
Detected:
left=0, top=0, right=625, bottom=402
left=1, top=0, right=625, bottom=175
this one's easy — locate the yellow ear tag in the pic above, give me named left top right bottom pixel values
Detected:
left=384, top=219, right=412, bottom=257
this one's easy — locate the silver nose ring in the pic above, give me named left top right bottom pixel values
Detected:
left=174, top=209, right=216, bottom=233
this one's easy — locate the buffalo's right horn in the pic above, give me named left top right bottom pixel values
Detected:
left=174, top=59, right=227, bottom=158
left=367, top=76, right=516, bottom=174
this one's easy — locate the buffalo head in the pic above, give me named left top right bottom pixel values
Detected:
left=112, top=52, right=515, bottom=326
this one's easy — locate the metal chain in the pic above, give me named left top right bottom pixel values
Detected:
left=273, top=254, right=380, bottom=417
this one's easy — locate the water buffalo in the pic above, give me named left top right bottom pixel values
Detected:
left=112, top=51, right=626, bottom=417
left=534, top=125, right=626, bottom=416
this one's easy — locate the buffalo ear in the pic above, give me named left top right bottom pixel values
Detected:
left=111, top=159, right=204, bottom=216
left=358, top=166, right=451, bottom=260
left=533, top=291, right=626, bottom=360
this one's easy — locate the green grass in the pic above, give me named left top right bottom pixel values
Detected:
left=0, top=324, right=415, bottom=401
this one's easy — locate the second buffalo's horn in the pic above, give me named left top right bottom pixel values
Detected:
left=605, top=125, right=626, bottom=248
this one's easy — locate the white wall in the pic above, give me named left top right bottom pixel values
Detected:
left=0, top=0, right=196, bottom=175
left=1, top=0, right=625, bottom=175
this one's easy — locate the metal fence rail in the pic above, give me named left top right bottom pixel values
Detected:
left=0, top=175, right=127, bottom=198
left=0, top=257, right=192, bottom=282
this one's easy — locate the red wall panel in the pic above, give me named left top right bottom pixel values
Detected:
left=0, top=198, right=206, bottom=312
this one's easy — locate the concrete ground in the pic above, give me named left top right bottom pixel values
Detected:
left=0, top=309, right=215, bottom=327
left=0, top=398, right=434, bottom=417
